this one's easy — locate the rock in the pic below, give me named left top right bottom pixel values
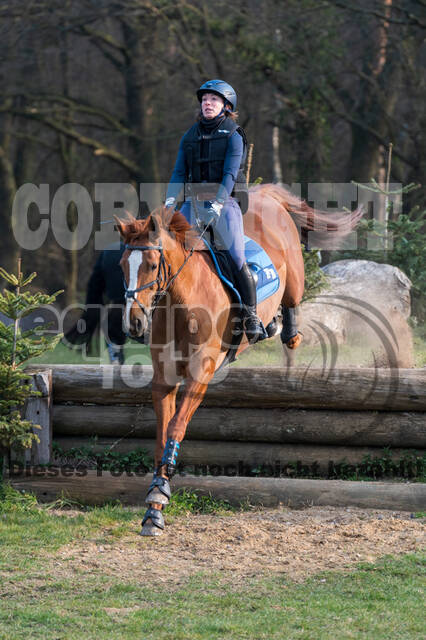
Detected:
left=299, top=260, right=414, bottom=368
left=323, top=260, right=411, bottom=319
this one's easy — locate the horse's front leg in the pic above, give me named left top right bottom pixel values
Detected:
left=140, top=356, right=216, bottom=536
left=161, top=356, right=216, bottom=477
left=140, top=378, right=178, bottom=537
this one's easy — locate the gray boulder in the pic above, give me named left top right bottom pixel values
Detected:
left=299, top=260, right=414, bottom=368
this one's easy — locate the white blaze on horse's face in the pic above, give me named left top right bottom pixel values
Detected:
left=125, top=250, right=143, bottom=334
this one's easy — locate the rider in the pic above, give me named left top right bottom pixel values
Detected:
left=164, top=79, right=264, bottom=344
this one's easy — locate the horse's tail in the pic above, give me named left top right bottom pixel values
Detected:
left=251, top=183, right=363, bottom=249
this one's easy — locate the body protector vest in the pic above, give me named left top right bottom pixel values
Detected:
left=182, top=116, right=249, bottom=213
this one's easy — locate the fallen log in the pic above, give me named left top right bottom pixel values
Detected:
left=26, top=365, right=426, bottom=411
left=52, top=404, right=426, bottom=448
left=8, top=470, right=426, bottom=511
left=51, top=436, right=421, bottom=475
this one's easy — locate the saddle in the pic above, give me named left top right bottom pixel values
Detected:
left=202, top=234, right=280, bottom=367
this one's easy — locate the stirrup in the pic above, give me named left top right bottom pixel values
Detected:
left=145, top=475, right=171, bottom=505
left=243, top=311, right=267, bottom=344
left=265, top=316, right=279, bottom=338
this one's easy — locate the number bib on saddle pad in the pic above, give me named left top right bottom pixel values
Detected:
left=202, top=235, right=280, bottom=305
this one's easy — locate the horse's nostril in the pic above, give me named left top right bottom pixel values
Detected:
left=135, top=318, right=143, bottom=333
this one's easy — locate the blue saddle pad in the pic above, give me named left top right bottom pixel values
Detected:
left=244, top=236, right=280, bottom=303
left=203, top=235, right=280, bottom=305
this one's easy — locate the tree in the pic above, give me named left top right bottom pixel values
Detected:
left=0, top=263, right=62, bottom=481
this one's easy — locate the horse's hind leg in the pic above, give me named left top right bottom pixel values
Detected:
left=281, top=305, right=302, bottom=349
left=281, top=252, right=304, bottom=351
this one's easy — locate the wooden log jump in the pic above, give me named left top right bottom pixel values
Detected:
left=9, top=471, right=426, bottom=512
left=18, top=364, right=426, bottom=510
left=53, top=404, right=426, bottom=448
left=52, top=436, right=421, bottom=475
left=28, top=365, right=426, bottom=411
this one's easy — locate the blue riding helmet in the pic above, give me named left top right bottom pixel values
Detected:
left=197, top=79, right=237, bottom=111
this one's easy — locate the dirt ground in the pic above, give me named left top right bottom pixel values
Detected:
left=51, top=506, right=425, bottom=587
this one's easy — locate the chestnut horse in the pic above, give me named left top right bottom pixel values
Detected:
left=116, top=184, right=362, bottom=536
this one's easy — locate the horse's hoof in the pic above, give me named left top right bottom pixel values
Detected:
left=139, top=521, right=164, bottom=536
left=286, top=332, right=302, bottom=350
left=145, top=488, right=170, bottom=505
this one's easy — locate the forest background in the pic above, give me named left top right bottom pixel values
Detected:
left=0, top=0, right=424, bottom=312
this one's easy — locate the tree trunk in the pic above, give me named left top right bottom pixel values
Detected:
left=0, top=138, right=20, bottom=275
left=0, top=448, right=4, bottom=486
left=121, top=19, right=161, bottom=205
left=348, top=1, right=400, bottom=184
left=59, top=30, right=80, bottom=306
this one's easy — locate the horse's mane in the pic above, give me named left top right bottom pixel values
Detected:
left=117, top=207, right=198, bottom=250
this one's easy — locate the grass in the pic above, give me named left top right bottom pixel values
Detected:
left=29, top=324, right=426, bottom=368
left=29, top=336, right=152, bottom=366
left=412, top=325, right=426, bottom=368
left=0, top=487, right=425, bottom=639
left=1, top=554, right=425, bottom=639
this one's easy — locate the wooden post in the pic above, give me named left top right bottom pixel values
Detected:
left=22, top=370, right=52, bottom=465
left=246, top=143, right=254, bottom=184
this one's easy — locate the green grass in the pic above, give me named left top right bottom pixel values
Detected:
left=29, top=337, right=152, bottom=366
left=0, top=487, right=425, bottom=639
left=31, top=325, right=426, bottom=369
left=166, top=488, right=236, bottom=517
left=412, top=325, right=426, bottom=368
left=1, top=556, right=425, bottom=640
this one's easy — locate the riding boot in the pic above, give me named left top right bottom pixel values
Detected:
left=234, top=263, right=265, bottom=344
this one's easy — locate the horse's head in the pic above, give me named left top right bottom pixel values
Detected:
left=116, top=207, right=194, bottom=338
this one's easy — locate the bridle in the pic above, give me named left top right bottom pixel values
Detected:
left=123, top=221, right=212, bottom=319
left=122, top=240, right=170, bottom=321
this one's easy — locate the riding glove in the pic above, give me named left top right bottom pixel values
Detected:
left=206, top=200, right=223, bottom=226
left=165, top=197, right=176, bottom=210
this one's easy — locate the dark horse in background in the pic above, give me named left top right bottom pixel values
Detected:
left=63, top=242, right=145, bottom=362
left=116, top=184, right=362, bottom=536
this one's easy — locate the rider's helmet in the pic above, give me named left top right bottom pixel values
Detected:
left=196, top=79, right=237, bottom=111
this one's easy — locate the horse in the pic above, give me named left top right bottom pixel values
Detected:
left=63, top=241, right=145, bottom=363
left=116, top=183, right=362, bottom=536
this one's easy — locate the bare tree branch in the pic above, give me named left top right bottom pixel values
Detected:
left=327, top=0, right=426, bottom=29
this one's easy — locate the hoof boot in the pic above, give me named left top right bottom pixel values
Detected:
left=145, top=476, right=171, bottom=505
left=140, top=506, right=164, bottom=536
left=140, top=522, right=164, bottom=537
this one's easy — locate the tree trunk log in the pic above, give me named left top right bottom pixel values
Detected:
left=26, top=365, right=426, bottom=411
left=51, top=436, right=418, bottom=475
left=8, top=471, right=426, bottom=511
left=52, top=404, right=426, bottom=448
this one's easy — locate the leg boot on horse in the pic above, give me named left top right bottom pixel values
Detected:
left=281, top=305, right=302, bottom=349
left=140, top=438, right=180, bottom=536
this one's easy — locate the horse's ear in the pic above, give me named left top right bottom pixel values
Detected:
left=114, top=216, right=126, bottom=240
left=162, top=205, right=175, bottom=228
left=148, top=212, right=161, bottom=240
